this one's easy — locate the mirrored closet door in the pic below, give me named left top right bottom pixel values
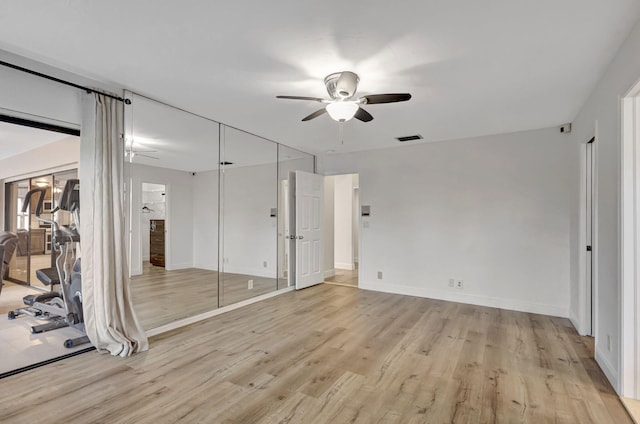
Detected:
left=125, top=93, right=220, bottom=330
left=125, top=93, right=316, bottom=331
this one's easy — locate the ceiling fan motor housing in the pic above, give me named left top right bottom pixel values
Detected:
left=324, top=71, right=359, bottom=99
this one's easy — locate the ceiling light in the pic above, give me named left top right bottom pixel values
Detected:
left=326, top=102, right=359, bottom=122
left=35, top=181, right=48, bottom=187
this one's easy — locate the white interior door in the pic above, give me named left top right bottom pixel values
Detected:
left=294, top=170, right=324, bottom=290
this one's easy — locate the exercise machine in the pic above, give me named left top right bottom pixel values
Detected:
left=8, top=179, right=89, bottom=348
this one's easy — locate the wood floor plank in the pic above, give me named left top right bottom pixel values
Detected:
left=0, top=284, right=631, bottom=423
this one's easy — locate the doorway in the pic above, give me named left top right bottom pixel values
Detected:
left=585, top=137, right=595, bottom=337
left=325, top=173, right=359, bottom=287
left=140, top=182, right=166, bottom=273
left=5, top=169, right=78, bottom=290
left=621, top=85, right=640, bottom=398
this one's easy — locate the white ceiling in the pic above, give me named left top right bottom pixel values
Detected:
left=0, top=121, right=70, bottom=160
left=128, top=93, right=311, bottom=172
left=0, top=1, right=638, bottom=156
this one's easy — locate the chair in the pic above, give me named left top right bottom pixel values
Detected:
left=15, top=229, right=28, bottom=256
left=0, top=231, right=18, bottom=295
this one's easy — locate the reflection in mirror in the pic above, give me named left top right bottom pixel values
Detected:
left=125, top=93, right=317, bottom=330
left=126, top=93, right=219, bottom=330
left=220, top=126, right=278, bottom=306
left=277, top=145, right=314, bottom=289
left=6, top=179, right=31, bottom=284
left=0, top=118, right=81, bottom=375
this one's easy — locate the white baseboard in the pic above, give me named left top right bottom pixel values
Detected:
left=569, top=311, right=585, bottom=336
left=223, top=265, right=276, bottom=278
left=335, top=262, right=354, bottom=270
left=146, top=287, right=295, bottom=338
left=360, top=281, right=569, bottom=318
left=193, top=262, right=219, bottom=272
left=324, top=269, right=336, bottom=278
left=165, top=262, right=192, bottom=271
left=167, top=262, right=278, bottom=278
left=595, top=348, right=620, bottom=394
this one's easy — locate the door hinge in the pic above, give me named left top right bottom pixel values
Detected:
left=586, top=245, right=592, bottom=251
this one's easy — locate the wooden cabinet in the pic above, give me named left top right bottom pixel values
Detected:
left=150, top=219, right=165, bottom=267
left=29, top=229, right=46, bottom=255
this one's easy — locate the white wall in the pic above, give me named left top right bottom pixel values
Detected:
left=0, top=52, right=83, bottom=128
left=568, top=18, right=640, bottom=393
left=334, top=174, right=355, bottom=270
left=322, top=127, right=572, bottom=318
left=129, top=163, right=194, bottom=275
left=201, top=163, right=278, bottom=278
left=192, top=169, right=219, bottom=271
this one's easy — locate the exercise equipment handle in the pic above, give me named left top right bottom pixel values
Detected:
left=21, top=187, right=48, bottom=216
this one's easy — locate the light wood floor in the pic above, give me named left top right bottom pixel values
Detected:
left=325, top=267, right=358, bottom=287
left=131, top=262, right=279, bottom=330
left=0, top=284, right=630, bottom=423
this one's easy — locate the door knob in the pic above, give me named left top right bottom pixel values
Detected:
left=298, top=236, right=304, bottom=240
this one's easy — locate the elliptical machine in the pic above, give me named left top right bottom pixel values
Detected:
left=8, top=179, right=89, bottom=348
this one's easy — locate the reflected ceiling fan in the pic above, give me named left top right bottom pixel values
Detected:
left=125, top=145, right=159, bottom=160
left=277, top=71, right=411, bottom=123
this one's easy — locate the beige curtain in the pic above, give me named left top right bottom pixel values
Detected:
left=80, top=92, right=148, bottom=356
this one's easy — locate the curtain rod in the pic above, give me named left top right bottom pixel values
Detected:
left=0, top=59, right=129, bottom=104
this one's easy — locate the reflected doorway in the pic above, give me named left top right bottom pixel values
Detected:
left=325, top=173, right=359, bottom=287
left=141, top=182, right=166, bottom=270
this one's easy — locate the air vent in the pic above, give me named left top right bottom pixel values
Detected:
left=396, top=134, right=423, bottom=142
left=220, top=161, right=234, bottom=166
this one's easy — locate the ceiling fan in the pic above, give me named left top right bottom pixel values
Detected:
left=277, top=71, right=411, bottom=123
left=126, top=149, right=159, bottom=160
left=125, top=143, right=159, bottom=160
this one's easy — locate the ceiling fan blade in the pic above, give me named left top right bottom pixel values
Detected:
left=360, top=93, right=412, bottom=104
left=277, top=95, right=326, bottom=102
left=302, top=108, right=327, bottom=121
left=137, top=153, right=159, bottom=160
left=354, top=107, right=374, bottom=122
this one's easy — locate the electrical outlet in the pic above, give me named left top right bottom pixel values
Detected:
left=377, top=271, right=383, bottom=280
left=456, top=280, right=463, bottom=289
left=248, top=279, right=254, bottom=289
left=449, top=278, right=455, bottom=288
left=263, top=261, right=267, bottom=268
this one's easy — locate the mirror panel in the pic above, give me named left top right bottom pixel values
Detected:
left=125, top=93, right=315, bottom=330
left=220, top=126, right=278, bottom=306
left=126, top=94, right=220, bottom=330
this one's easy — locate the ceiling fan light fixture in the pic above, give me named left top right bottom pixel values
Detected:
left=326, top=102, right=359, bottom=122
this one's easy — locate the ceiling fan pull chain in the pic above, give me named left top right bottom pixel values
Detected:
left=339, top=122, right=344, bottom=145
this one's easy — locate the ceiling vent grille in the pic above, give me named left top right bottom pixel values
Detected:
left=396, top=134, right=423, bottom=142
